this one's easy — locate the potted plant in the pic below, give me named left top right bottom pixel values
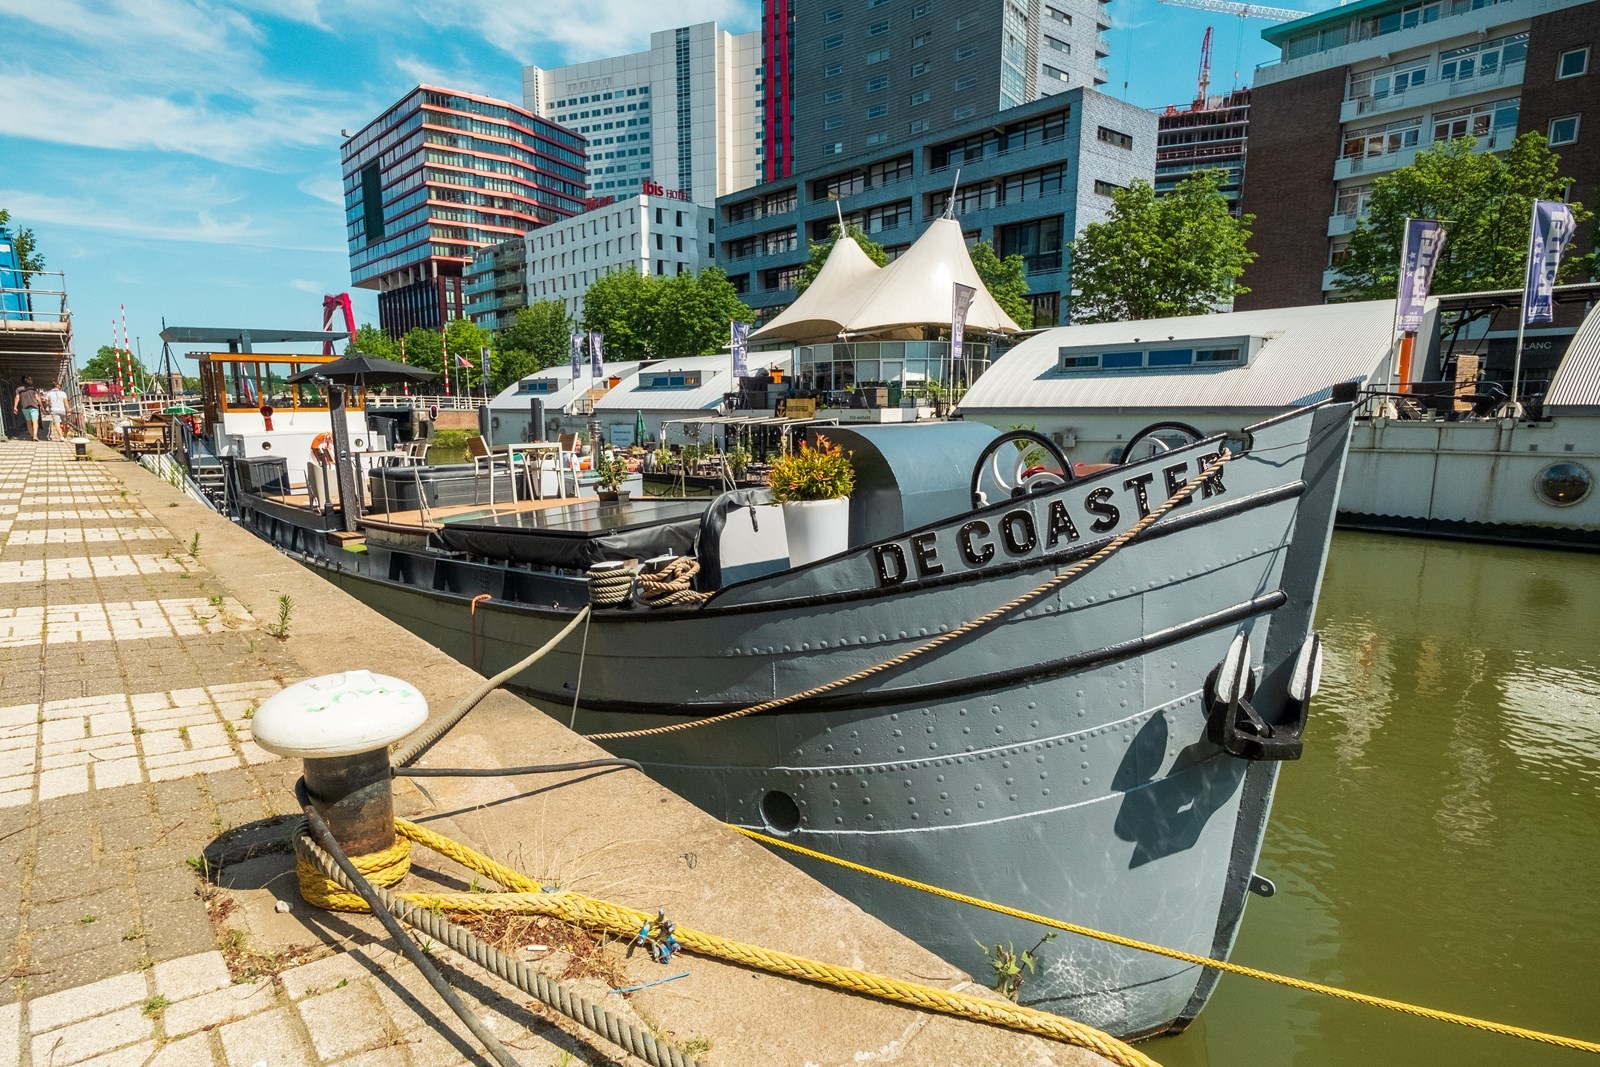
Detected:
left=595, top=452, right=631, bottom=502
left=767, top=433, right=854, bottom=565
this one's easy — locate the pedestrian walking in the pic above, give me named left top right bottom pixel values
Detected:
left=12, top=376, right=42, bottom=442
left=43, top=380, right=69, bottom=441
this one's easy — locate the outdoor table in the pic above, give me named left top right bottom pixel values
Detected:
left=508, top=441, right=564, bottom=500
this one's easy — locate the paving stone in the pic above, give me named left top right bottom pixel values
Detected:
left=161, top=981, right=276, bottom=1037
left=29, top=1005, right=154, bottom=1066
left=28, top=914, right=132, bottom=964
left=324, top=1044, right=416, bottom=1067
left=1, top=1001, right=18, bottom=1067
left=28, top=887, right=128, bottom=929
left=140, top=900, right=219, bottom=961
left=145, top=1031, right=219, bottom=1067
left=153, top=951, right=233, bottom=1003
left=32, top=831, right=96, bottom=878
left=28, top=863, right=125, bottom=905
left=274, top=956, right=359, bottom=1005
left=29, top=940, right=149, bottom=998
left=27, top=968, right=149, bottom=1036
left=217, top=1006, right=314, bottom=1067
left=295, top=981, right=395, bottom=1061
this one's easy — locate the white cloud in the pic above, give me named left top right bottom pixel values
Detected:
left=0, top=70, right=356, bottom=166
left=288, top=278, right=325, bottom=292
left=0, top=186, right=342, bottom=253
left=298, top=172, right=346, bottom=207
left=414, top=0, right=759, bottom=64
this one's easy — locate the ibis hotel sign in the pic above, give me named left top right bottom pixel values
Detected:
left=642, top=179, right=692, bottom=203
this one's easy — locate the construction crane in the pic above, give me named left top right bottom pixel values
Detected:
left=1197, top=26, right=1213, bottom=104
left=1157, top=0, right=1306, bottom=22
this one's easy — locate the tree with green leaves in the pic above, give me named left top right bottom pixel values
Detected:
left=346, top=323, right=398, bottom=361
left=80, top=345, right=122, bottom=382
left=645, top=267, right=753, bottom=359
left=969, top=240, right=1033, bottom=330
left=795, top=223, right=889, bottom=295
left=494, top=300, right=574, bottom=388
left=581, top=267, right=754, bottom=362
left=1333, top=132, right=1594, bottom=299
left=0, top=207, right=45, bottom=283
left=581, top=268, right=657, bottom=361
left=399, top=328, right=443, bottom=377
left=1068, top=169, right=1256, bottom=323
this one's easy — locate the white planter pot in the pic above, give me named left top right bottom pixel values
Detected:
left=782, top=497, right=850, bottom=566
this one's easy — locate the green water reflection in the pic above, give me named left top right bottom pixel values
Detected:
left=1157, top=532, right=1600, bottom=1067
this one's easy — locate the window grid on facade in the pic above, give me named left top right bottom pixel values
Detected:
left=1560, top=46, right=1590, bottom=78
left=1550, top=115, right=1581, bottom=146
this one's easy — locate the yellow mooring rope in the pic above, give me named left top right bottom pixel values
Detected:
left=730, top=826, right=1600, bottom=1056
left=294, top=818, right=1161, bottom=1067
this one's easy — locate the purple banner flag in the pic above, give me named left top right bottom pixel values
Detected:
left=1396, top=219, right=1446, bottom=335
left=570, top=333, right=583, bottom=377
left=1524, top=200, right=1577, bottom=325
left=589, top=331, right=605, bottom=378
left=951, top=283, right=976, bottom=364
left=731, top=321, right=750, bottom=378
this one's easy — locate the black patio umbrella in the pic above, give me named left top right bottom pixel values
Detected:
left=284, top=354, right=438, bottom=387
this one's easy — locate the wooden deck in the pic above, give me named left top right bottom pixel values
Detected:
left=358, top=495, right=577, bottom=536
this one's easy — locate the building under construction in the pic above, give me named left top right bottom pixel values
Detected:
left=1155, top=87, right=1252, bottom=215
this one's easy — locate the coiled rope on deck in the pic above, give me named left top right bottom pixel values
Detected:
left=732, top=827, right=1600, bottom=1056
left=584, top=449, right=1234, bottom=742
left=294, top=818, right=1158, bottom=1067
left=635, top=556, right=710, bottom=608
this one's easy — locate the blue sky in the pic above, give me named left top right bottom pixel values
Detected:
left=0, top=0, right=1309, bottom=377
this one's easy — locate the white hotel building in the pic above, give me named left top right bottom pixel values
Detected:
left=525, top=194, right=717, bottom=320
left=522, top=22, right=763, bottom=208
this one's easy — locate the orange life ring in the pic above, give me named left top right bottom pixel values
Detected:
left=311, top=432, right=334, bottom=463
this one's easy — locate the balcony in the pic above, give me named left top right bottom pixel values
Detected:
left=1322, top=268, right=1349, bottom=293
left=1339, top=60, right=1525, bottom=123
left=1334, top=125, right=1513, bottom=181
left=1327, top=211, right=1364, bottom=236
left=1095, top=33, right=1111, bottom=57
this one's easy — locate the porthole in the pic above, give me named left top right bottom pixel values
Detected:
left=1533, top=461, right=1592, bottom=507
left=259, top=441, right=271, bottom=451
left=760, top=790, right=801, bottom=834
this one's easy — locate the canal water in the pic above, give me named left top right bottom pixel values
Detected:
left=1157, top=531, right=1600, bottom=1066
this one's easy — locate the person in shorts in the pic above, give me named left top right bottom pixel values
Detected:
left=12, top=376, right=41, bottom=441
left=43, top=380, right=69, bottom=441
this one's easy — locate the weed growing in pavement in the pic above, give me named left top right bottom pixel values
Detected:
left=177, top=726, right=189, bottom=741
left=977, top=932, right=1057, bottom=1002
left=79, top=914, right=96, bottom=924
left=141, top=995, right=169, bottom=1019
left=122, top=926, right=144, bottom=942
left=265, top=595, right=293, bottom=639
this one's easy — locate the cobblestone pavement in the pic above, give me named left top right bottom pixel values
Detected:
left=0, top=443, right=577, bottom=1066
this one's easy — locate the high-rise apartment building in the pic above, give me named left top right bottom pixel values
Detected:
left=342, top=86, right=588, bottom=336
left=1239, top=0, right=1599, bottom=310
left=719, top=89, right=1155, bottom=329
left=523, top=23, right=762, bottom=208
left=772, top=0, right=1111, bottom=176
left=1154, top=88, right=1251, bottom=215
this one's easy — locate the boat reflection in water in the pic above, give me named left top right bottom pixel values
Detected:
left=1161, top=532, right=1600, bottom=1066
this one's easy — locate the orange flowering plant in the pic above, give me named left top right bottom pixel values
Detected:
left=767, top=434, right=855, bottom=503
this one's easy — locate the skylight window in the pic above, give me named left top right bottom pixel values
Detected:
left=1057, top=338, right=1253, bottom=372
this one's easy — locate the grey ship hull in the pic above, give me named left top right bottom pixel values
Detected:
left=267, top=400, right=1351, bottom=1038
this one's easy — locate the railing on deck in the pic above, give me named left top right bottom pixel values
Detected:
left=366, top=393, right=488, bottom=411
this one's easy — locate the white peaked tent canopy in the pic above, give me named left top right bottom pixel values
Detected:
left=749, top=235, right=884, bottom=344
left=840, top=217, right=1021, bottom=338
left=749, top=218, right=1021, bottom=344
